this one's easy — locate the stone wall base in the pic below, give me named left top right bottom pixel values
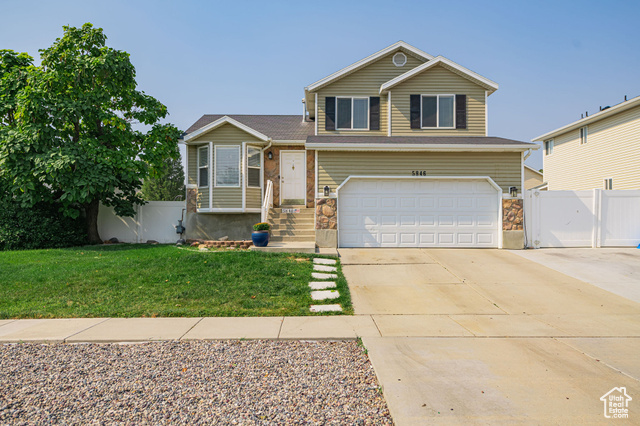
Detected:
left=316, top=229, right=337, bottom=248
left=502, top=230, right=524, bottom=250
left=184, top=212, right=260, bottom=241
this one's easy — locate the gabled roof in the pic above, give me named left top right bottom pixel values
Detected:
left=184, top=115, right=315, bottom=142
left=379, top=56, right=499, bottom=95
left=532, top=94, right=640, bottom=142
left=524, top=164, right=543, bottom=176
left=304, top=41, right=434, bottom=93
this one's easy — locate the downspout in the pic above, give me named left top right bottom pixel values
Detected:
left=261, top=139, right=273, bottom=156
left=524, top=149, right=532, bottom=161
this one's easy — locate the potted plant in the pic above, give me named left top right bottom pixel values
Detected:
left=251, top=222, right=270, bottom=247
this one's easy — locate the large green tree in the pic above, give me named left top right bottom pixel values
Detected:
left=0, top=23, right=181, bottom=243
left=140, top=152, right=186, bottom=201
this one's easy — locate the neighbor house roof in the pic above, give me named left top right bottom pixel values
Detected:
left=379, top=56, right=499, bottom=95
left=305, top=136, right=538, bottom=151
left=185, top=115, right=315, bottom=141
left=304, top=41, right=434, bottom=93
left=524, top=164, right=543, bottom=176
left=532, top=94, right=640, bottom=142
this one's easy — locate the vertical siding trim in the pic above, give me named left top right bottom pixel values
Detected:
left=209, top=141, right=213, bottom=210
left=242, top=142, right=246, bottom=212
left=485, top=91, right=488, bottom=136
left=388, top=91, right=392, bottom=136
left=315, top=93, right=318, bottom=136
left=315, top=150, right=319, bottom=197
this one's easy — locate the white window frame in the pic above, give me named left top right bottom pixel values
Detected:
left=544, top=139, right=554, bottom=156
left=604, top=178, right=613, bottom=190
left=580, top=126, right=588, bottom=145
left=246, top=145, right=262, bottom=189
left=214, top=145, right=241, bottom=188
left=197, top=145, right=209, bottom=188
left=335, top=96, right=370, bottom=130
left=421, top=94, right=456, bottom=129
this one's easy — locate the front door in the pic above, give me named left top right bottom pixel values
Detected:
left=280, top=151, right=306, bottom=205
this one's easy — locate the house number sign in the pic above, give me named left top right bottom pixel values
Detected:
left=411, top=171, right=428, bottom=176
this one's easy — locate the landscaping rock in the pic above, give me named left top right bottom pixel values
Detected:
left=146, top=240, right=159, bottom=245
left=108, top=237, right=119, bottom=244
left=218, top=236, right=229, bottom=241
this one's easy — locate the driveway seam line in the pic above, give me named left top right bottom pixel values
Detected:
left=178, top=317, right=204, bottom=340
left=370, top=315, right=383, bottom=337
left=446, top=315, right=478, bottom=336
left=0, top=320, right=16, bottom=329
left=63, top=318, right=112, bottom=343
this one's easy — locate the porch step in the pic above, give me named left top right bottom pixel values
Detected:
left=270, top=217, right=315, bottom=225
left=270, top=230, right=315, bottom=238
left=270, top=235, right=315, bottom=242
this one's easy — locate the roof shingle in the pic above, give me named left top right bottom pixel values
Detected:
left=186, top=115, right=314, bottom=141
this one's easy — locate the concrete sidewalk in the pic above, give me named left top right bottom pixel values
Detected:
left=3, top=312, right=640, bottom=343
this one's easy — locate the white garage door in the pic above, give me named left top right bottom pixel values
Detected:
left=338, top=178, right=500, bottom=248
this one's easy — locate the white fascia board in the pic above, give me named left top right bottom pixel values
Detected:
left=184, top=116, right=270, bottom=142
left=524, top=164, right=543, bottom=176
left=380, top=56, right=499, bottom=94
left=271, top=140, right=306, bottom=145
left=531, top=95, right=640, bottom=142
left=306, top=143, right=538, bottom=152
left=305, top=41, right=434, bottom=93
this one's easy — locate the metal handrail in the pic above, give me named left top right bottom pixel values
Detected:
left=261, top=180, right=273, bottom=223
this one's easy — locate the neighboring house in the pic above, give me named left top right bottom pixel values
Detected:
left=181, top=41, right=538, bottom=249
left=524, top=165, right=544, bottom=190
left=532, top=95, right=640, bottom=190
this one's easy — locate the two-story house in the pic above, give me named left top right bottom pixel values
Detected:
left=533, top=95, right=640, bottom=191
left=181, top=42, right=537, bottom=249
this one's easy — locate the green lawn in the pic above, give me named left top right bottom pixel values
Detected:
left=0, top=244, right=352, bottom=318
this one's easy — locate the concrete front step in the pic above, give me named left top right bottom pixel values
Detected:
left=270, top=230, right=315, bottom=238
left=270, top=236, right=316, bottom=243
left=270, top=218, right=315, bottom=225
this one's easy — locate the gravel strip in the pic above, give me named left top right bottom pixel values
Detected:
left=0, top=340, right=392, bottom=425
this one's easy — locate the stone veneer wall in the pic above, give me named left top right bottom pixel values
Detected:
left=315, top=198, right=337, bottom=230
left=502, top=198, right=523, bottom=231
left=264, top=146, right=315, bottom=208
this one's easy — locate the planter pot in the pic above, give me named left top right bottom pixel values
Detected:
left=251, top=231, right=270, bottom=247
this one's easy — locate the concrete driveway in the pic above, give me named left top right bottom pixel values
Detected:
left=340, top=248, right=640, bottom=425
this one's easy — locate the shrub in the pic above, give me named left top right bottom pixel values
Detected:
left=253, top=222, right=270, bottom=231
left=0, top=196, right=87, bottom=251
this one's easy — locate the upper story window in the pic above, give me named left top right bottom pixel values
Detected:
left=544, top=139, right=554, bottom=156
left=336, top=97, right=369, bottom=130
left=421, top=94, right=455, bottom=128
left=580, top=126, right=588, bottom=144
left=197, top=145, right=209, bottom=188
left=604, top=178, right=613, bottom=190
left=215, top=145, right=240, bottom=187
left=247, top=146, right=261, bottom=188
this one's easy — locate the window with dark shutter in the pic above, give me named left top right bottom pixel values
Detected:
left=455, top=94, right=467, bottom=129
left=410, top=95, right=420, bottom=129
left=369, top=97, right=380, bottom=130
left=325, top=96, right=336, bottom=131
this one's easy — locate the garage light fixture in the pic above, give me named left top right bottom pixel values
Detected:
left=509, top=186, right=518, bottom=197
left=267, top=151, right=273, bottom=160
left=323, top=186, right=330, bottom=197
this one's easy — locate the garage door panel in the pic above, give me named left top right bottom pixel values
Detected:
left=338, top=178, right=499, bottom=248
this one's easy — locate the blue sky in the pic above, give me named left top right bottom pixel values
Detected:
left=2, top=0, right=639, bottom=170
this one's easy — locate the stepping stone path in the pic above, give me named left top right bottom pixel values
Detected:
left=309, top=258, right=342, bottom=312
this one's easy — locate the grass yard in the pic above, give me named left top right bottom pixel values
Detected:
left=0, top=244, right=352, bottom=318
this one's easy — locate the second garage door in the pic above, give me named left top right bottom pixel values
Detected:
left=338, top=177, right=500, bottom=248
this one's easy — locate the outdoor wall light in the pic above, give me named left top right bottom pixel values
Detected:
left=323, top=186, right=330, bottom=197
left=509, top=186, right=518, bottom=197
left=267, top=151, right=273, bottom=160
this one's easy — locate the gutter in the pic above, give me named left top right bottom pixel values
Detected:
left=305, top=143, right=539, bottom=152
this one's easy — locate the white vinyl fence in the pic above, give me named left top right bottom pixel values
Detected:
left=525, top=189, right=640, bottom=248
left=98, top=201, right=186, bottom=244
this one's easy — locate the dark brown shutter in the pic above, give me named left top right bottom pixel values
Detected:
left=410, top=95, right=420, bottom=129
left=325, top=97, right=336, bottom=131
left=369, top=97, right=380, bottom=130
left=455, top=94, right=467, bottom=129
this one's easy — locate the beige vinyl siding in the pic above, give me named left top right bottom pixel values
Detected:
left=197, top=188, right=209, bottom=210
left=318, top=151, right=521, bottom=192
left=391, top=64, right=486, bottom=136
left=246, top=187, right=262, bottom=209
left=187, top=145, right=198, bottom=185
left=316, top=51, right=426, bottom=136
left=544, top=105, right=640, bottom=190
left=190, top=123, right=264, bottom=209
left=524, top=168, right=543, bottom=190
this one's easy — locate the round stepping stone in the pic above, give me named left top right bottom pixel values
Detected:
left=313, top=264, right=338, bottom=272
left=311, top=290, right=340, bottom=300
left=312, top=272, right=338, bottom=280
left=310, top=304, right=342, bottom=313
left=308, top=281, right=337, bottom=290
left=313, top=258, right=337, bottom=265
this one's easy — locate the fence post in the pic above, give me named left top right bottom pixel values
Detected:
left=591, top=189, right=602, bottom=248
left=137, top=203, right=143, bottom=244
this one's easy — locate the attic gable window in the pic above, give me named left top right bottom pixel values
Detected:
left=197, top=145, right=209, bottom=188
left=336, top=97, right=369, bottom=130
left=421, top=95, right=455, bottom=128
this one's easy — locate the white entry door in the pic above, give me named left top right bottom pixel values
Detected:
left=280, top=151, right=306, bottom=204
left=339, top=178, right=500, bottom=248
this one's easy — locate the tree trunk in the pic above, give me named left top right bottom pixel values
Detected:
left=85, top=198, right=101, bottom=244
